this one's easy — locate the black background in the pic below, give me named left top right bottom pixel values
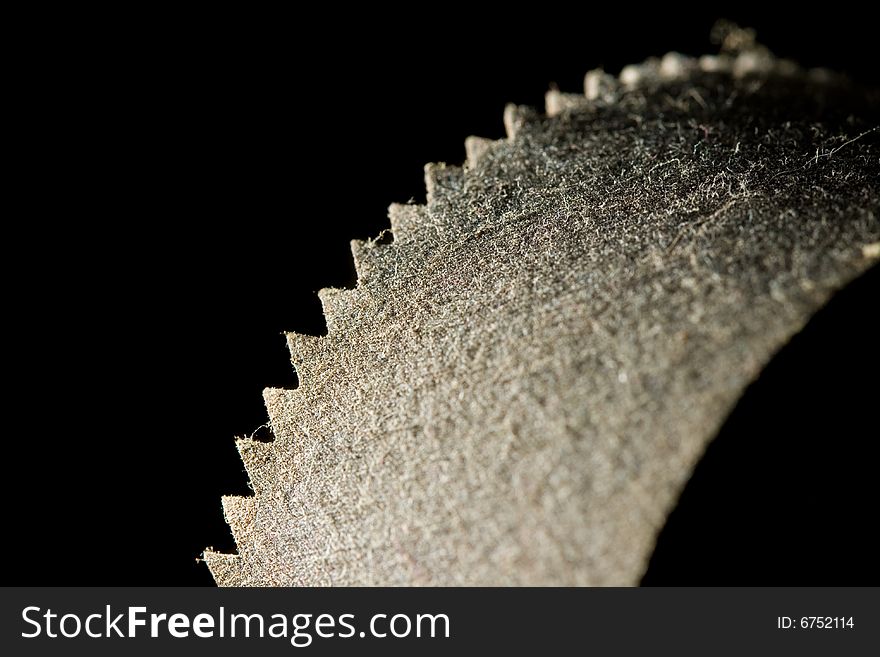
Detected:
left=7, top=7, right=878, bottom=585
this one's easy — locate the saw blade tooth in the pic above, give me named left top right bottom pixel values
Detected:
left=236, top=437, right=275, bottom=495
left=222, top=495, right=258, bottom=550
left=619, top=57, right=661, bottom=87
left=503, top=103, right=538, bottom=140
left=659, top=51, right=697, bottom=79
left=285, top=332, right=323, bottom=385
left=545, top=90, right=589, bottom=116
left=424, top=162, right=463, bottom=207
left=352, top=233, right=398, bottom=285
left=388, top=202, right=428, bottom=242
left=464, top=135, right=497, bottom=169
left=203, top=550, right=246, bottom=586
left=350, top=238, right=371, bottom=282
left=584, top=68, right=618, bottom=101
left=317, top=286, right=356, bottom=332
left=263, top=386, right=306, bottom=444
left=698, top=54, right=733, bottom=73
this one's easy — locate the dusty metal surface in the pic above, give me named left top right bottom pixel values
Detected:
left=205, top=43, right=879, bottom=585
